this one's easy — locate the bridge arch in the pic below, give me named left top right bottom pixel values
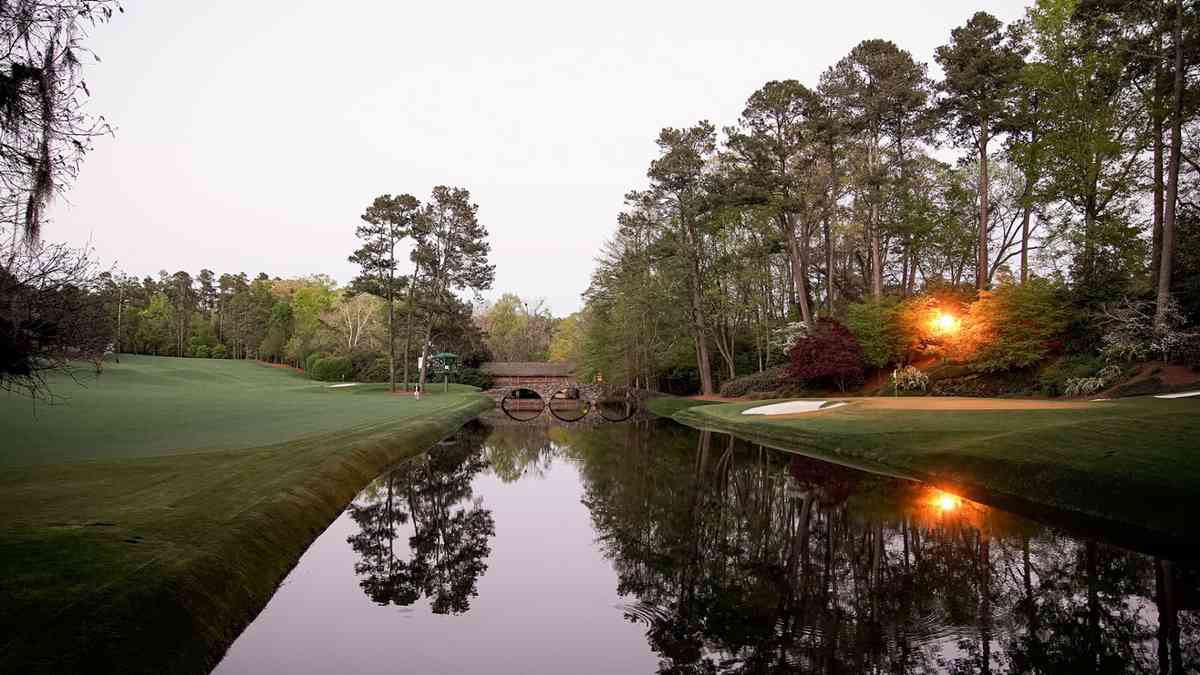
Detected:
left=487, top=384, right=640, bottom=422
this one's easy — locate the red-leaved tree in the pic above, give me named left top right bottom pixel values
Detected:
left=788, top=318, right=866, bottom=392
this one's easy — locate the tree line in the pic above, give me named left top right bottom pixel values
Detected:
left=0, top=184, right=496, bottom=398
left=574, top=0, right=1200, bottom=395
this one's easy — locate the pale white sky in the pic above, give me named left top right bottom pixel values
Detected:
left=51, top=0, right=1028, bottom=315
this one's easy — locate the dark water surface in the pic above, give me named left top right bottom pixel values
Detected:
left=213, top=421, right=1198, bottom=674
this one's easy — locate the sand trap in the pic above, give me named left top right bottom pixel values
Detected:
left=1155, top=390, right=1200, bottom=399
left=743, top=400, right=846, bottom=416
left=327, top=383, right=359, bottom=388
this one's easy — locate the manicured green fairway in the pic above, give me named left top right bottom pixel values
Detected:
left=667, top=396, right=1200, bottom=539
left=0, top=354, right=480, bottom=466
left=0, top=356, right=492, bottom=675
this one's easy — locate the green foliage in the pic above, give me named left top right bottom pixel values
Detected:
left=451, top=367, right=493, bottom=390
left=1037, top=355, right=1106, bottom=396
left=260, top=301, right=293, bottom=362
left=479, top=293, right=553, bottom=362
left=957, top=279, right=1074, bottom=372
left=1111, top=376, right=1171, bottom=398
left=718, top=366, right=789, bottom=398
left=357, top=356, right=391, bottom=383
left=309, top=356, right=353, bottom=382
left=187, top=324, right=218, bottom=358
left=926, top=363, right=974, bottom=381
left=930, top=368, right=1040, bottom=397
left=845, top=299, right=904, bottom=368
left=1175, top=206, right=1200, bottom=325
left=134, top=293, right=175, bottom=356
left=346, top=351, right=381, bottom=381
left=547, top=313, right=581, bottom=364
left=210, top=344, right=228, bottom=359
left=304, top=352, right=326, bottom=374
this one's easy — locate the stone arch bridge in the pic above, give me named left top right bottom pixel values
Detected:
left=483, top=384, right=650, bottom=422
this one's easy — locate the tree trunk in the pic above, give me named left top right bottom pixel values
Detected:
left=418, top=327, right=431, bottom=391
left=824, top=216, right=834, bottom=315
left=1156, top=0, right=1184, bottom=332
left=826, top=148, right=838, bottom=315
left=870, top=218, right=883, bottom=299
left=690, top=272, right=715, bottom=395
left=978, top=130, right=990, bottom=290
left=790, top=215, right=812, bottom=325
left=387, top=267, right=396, bottom=393
left=683, top=214, right=715, bottom=395
left=1017, top=121, right=1036, bottom=282
left=400, top=261, right=422, bottom=391
left=1152, top=13, right=1166, bottom=291
left=869, top=138, right=884, bottom=299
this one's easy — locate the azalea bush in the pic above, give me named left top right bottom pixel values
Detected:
left=719, top=366, right=789, bottom=398
left=892, top=365, right=929, bottom=392
left=788, top=318, right=865, bottom=392
left=1063, top=364, right=1123, bottom=398
left=955, top=279, right=1074, bottom=372
left=1097, top=297, right=1200, bottom=365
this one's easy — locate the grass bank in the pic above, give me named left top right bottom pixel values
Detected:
left=0, top=356, right=493, bottom=674
left=644, top=395, right=723, bottom=418
left=667, top=396, right=1200, bottom=540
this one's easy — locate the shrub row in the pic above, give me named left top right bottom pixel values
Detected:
left=309, top=355, right=353, bottom=382
left=719, top=367, right=789, bottom=398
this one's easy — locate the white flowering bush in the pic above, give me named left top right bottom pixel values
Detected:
left=892, top=365, right=929, bottom=393
left=1063, top=364, right=1123, bottom=398
left=1098, top=297, right=1191, bottom=363
left=769, top=321, right=810, bottom=357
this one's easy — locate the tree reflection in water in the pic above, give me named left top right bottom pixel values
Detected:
left=345, top=428, right=495, bottom=615
left=558, top=422, right=1199, bottom=674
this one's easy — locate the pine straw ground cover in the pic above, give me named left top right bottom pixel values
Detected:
left=659, top=395, right=1200, bottom=542
left=0, top=356, right=492, bottom=674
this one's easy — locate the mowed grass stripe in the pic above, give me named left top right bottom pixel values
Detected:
left=0, top=355, right=493, bottom=675
left=0, top=355, right=478, bottom=465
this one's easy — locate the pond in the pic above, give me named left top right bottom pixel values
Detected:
left=213, top=420, right=1198, bottom=674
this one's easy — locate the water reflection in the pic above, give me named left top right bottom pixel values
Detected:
left=223, top=422, right=1198, bottom=674
left=564, top=423, right=1199, bottom=674
left=345, top=430, right=494, bottom=614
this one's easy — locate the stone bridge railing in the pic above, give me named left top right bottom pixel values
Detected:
left=483, top=384, right=653, bottom=423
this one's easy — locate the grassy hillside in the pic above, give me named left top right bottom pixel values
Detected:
left=670, top=396, right=1200, bottom=540
left=0, top=354, right=480, bottom=466
left=0, top=356, right=493, bottom=674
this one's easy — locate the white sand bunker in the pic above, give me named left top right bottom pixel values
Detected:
left=1155, top=390, right=1200, bottom=399
left=742, top=400, right=846, bottom=416
left=327, top=383, right=359, bottom=388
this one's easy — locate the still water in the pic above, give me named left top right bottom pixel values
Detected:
left=214, top=421, right=1198, bottom=674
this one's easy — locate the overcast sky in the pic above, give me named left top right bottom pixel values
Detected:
left=50, top=0, right=1029, bottom=315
